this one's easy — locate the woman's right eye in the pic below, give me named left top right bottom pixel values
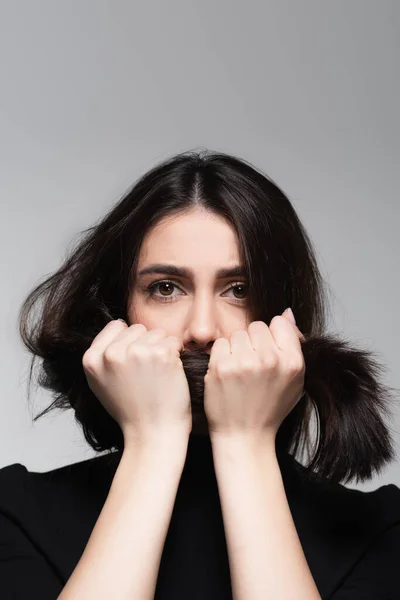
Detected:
left=146, top=280, right=181, bottom=303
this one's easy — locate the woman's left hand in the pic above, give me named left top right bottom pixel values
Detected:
left=204, top=308, right=306, bottom=441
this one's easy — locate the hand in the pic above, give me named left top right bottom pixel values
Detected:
left=82, top=320, right=192, bottom=445
left=203, top=309, right=306, bottom=441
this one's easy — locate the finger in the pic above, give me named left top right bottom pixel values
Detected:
left=229, top=329, right=256, bottom=357
left=128, top=328, right=168, bottom=346
left=87, top=320, right=145, bottom=356
left=282, top=312, right=306, bottom=341
left=161, top=335, right=184, bottom=355
left=268, top=315, right=302, bottom=353
left=208, top=336, right=231, bottom=368
left=246, top=321, right=274, bottom=357
left=136, top=331, right=183, bottom=354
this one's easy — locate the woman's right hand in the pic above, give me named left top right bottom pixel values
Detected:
left=82, top=320, right=192, bottom=445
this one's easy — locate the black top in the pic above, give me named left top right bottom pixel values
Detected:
left=1, top=435, right=400, bottom=599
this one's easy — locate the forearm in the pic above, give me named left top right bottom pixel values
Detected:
left=211, top=434, right=321, bottom=600
left=58, top=436, right=188, bottom=600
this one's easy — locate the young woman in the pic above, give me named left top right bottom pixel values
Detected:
left=0, top=150, right=399, bottom=599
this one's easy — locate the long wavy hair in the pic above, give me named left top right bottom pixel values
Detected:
left=18, top=149, right=398, bottom=484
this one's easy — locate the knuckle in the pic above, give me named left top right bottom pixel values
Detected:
left=152, top=328, right=166, bottom=336
left=286, top=356, right=304, bottom=374
left=215, top=362, right=233, bottom=378
left=82, top=350, right=95, bottom=370
left=109, top=319, right=127, bottom=329
left=270, top=315, right=282, bottom=326
left=261, top=353, right=279, bottom=369
left=126, top=343, right=143, bottom=359
left=242, top=360, right=257, bottom=372
left=153, top=345, right=169, bottom=360
left=103, top=345, right=123, bottom=364
left=165, top=334, right=179, bottom=344
left=82, top=348, right=91, bottom=362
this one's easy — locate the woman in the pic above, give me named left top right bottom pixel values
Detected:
left=0, top=149, right=399, bottom=599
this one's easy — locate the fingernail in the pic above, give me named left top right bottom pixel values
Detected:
left=284, top=307, right=296, bottom=325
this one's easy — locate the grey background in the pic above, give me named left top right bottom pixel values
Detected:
left=0, top=0, right=399, bottom=492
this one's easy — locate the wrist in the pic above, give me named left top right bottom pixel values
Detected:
left=122, top=428, right=189, bottom=459
left=210, top=430, right=277, bottom=456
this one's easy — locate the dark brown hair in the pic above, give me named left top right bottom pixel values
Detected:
left=19, top=149, right=398, bottom=484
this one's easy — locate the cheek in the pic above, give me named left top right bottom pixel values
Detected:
left=127, top=297, right=148, bottom=327
left=127, top=300, right=174, bottom=333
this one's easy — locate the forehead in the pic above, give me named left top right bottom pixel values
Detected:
left=138, top=210, right=241, bottom=264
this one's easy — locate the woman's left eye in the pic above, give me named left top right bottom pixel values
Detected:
left=145, top=280, right=248, bottom=304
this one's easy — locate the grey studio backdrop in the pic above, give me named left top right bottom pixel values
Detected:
left=0, top=1, right=399, bottom=493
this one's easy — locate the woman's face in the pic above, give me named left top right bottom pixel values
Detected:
left=127, top=208, right=251, bottom=435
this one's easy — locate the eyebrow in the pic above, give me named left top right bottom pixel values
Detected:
left=137, top=263, right=247, bottom=279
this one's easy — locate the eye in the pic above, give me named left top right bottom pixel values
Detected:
left=145, top=280, right=248, bottom=304
left=226, top=283, right=248, bottom=303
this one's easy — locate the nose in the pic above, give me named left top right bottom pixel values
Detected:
left=183, top=297, right=220, bottom=354
left=184, top=331, right=218, bottom=354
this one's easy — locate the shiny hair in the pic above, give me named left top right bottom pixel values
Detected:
left=18, top=149, right=398, bottom=484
